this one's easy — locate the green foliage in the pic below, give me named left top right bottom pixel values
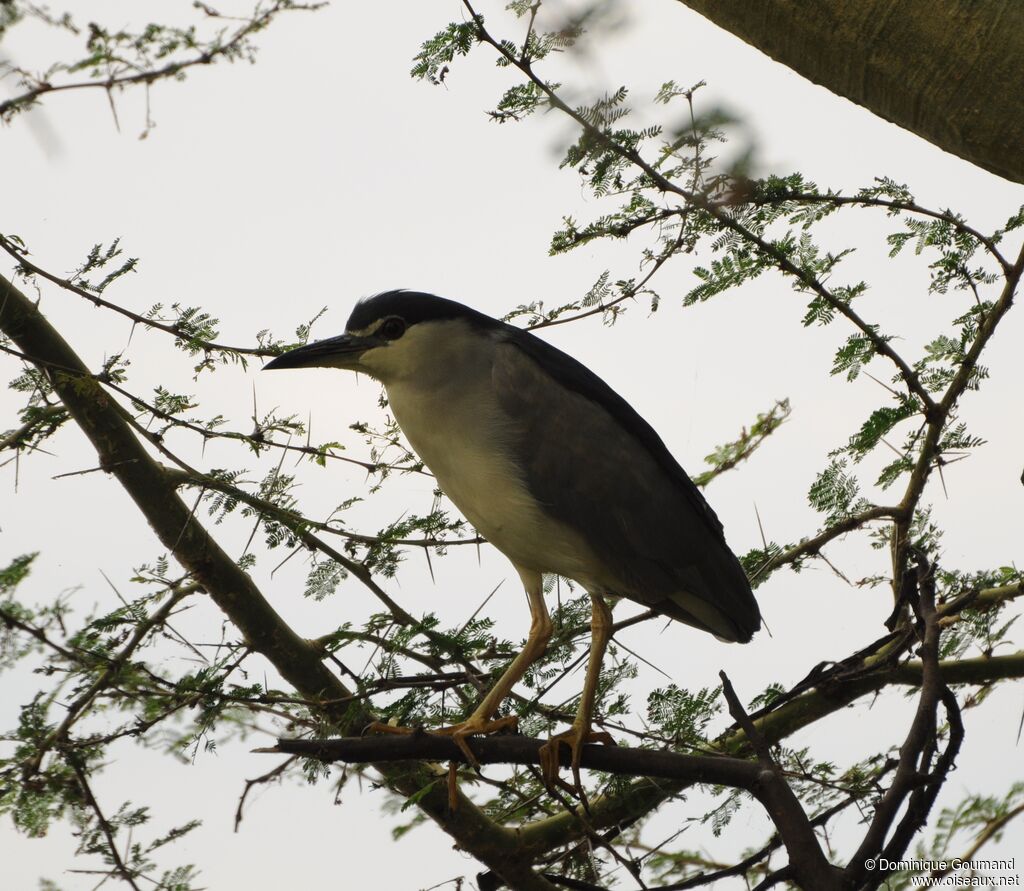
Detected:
left=687, top=247, right=771, bottom=303
left=844, top=399, right=919, bottom=462
left=740, top=542, right=786, bottom=587
left=489, top=81, right=546, bottom=122
left=551, top=191, right=661, bottom=253
left=887, top=210, right=996, bottom=295
left=994, top=203, right=1024, bottom=240
left=0, top=552, right=36, bottom=594
left=72, top=239, right=138, bottom=294
left=808, top=458, right=864, bottom=523
left=304, top=558, right=347, bottom=601
left=936, top=565, right=1022, bottom=661
left=694, top=398, right=791, bottom=487
left=646, top=684, right=721, bottom=747
left=410, top=19, right=481, bottom=83
left=0, top=566, right=212, bottom=885
left=832, top=327, right=887, bottom=380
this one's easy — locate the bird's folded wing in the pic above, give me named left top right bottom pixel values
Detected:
left=492, top=338, right=760, bottom=642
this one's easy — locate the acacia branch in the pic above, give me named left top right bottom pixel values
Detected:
left=267, top=734, right=761, bottom=792
left=527, top=220, right=686, bottom=331
left=738, top=192, right=1011, bottom=275
left=890, top=240, right=1023, bottom=604
left=0, top=233, right=269, bottom=356
left=931, top=801, right=1024, bottom=880
left=692, top=398, right=791, bottom=489
left=68, top=759, right=144, bottom=891
left=0, top=2, right=324, bottom=122
left=899, top=241, right=1024, bottom=519
left=846, top=551, right=947, bottom=884
left=719, top=672, right=840, bottom=889
left=463, top=2, right=936, bottom=412
left=164, top=465, right=476, bottom=550
left=761, top=505, right=899, bottom=575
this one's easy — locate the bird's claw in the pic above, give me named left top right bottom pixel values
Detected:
left=362, top=719, right=423, bottom=737
left=432, top=715, right=520, bottom=813
left=364, top=715, right=519, bottom=811
left=430, top=714, right=519, bottom=768
left=538, top=726, right=615, bottom=806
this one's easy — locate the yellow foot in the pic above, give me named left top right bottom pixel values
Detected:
left=435, top=716, right=517, bottom=812
left=431, top=714, right=519, bottom=767
left=363, top=716, right=518, bottom=812
left=363, top=715, right=518, bottom=766
left=538, top=725, right=616, bottom=799
left=362, top=719, right=419, bottom=736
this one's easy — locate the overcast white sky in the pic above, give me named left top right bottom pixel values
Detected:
left=2, top=1, right=1022, bottom=888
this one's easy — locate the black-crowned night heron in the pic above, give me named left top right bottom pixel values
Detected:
left=265, top=291, right=760, bottom=782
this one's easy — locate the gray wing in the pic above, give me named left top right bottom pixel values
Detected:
left=492, top=339, right=760, bottom=643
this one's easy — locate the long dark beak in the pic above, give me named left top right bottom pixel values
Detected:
left=263, top=333, right=380, bottom=370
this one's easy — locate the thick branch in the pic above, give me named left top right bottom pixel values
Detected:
left=267, top=734, right=761, bottom=789
left=513, top=637, right=1024, bottom=857
left=673, top=0, right=1024, bottom=185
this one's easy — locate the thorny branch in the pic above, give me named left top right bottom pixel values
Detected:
left=67, top=758, right=145, bottom=891
left=0, top=2, right=326, bottom=123
left=718, top=672, right=838, bottom=890
left=461, top=0, right=941, bottom=414
left=20, top=582, right=200, bottom=779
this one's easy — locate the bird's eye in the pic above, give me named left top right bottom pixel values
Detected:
left=379, top=318, right=406, bottom=341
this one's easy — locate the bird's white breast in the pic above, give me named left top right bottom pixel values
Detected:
left=379, top=328, right=594, bottom=581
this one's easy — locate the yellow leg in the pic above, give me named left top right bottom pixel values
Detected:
left=368, top=570, right=553, bottom=771
left=539, top=592, right=616, bottom=794
left=365, top=572, right=552, bottom=811
left=435, top=569, right=552, bottom=765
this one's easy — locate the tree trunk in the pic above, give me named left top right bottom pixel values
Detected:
left=675, top=0, right=1024, bottom=184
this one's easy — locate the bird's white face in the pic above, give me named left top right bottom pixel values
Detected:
left=348, top=317, right=443, bottom=384
left=264, top=314, right=451, bottom=382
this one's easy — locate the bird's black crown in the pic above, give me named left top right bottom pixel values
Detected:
left=346, top=290, right=497, bottom=332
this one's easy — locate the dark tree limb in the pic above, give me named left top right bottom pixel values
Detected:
left=844, top=550, right=952, bottom=888
left=264, top=734, right=762, bottom=790
left=719, top=673, right=842, bottom=890
left=672, top=0, right=1024, bottom=185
